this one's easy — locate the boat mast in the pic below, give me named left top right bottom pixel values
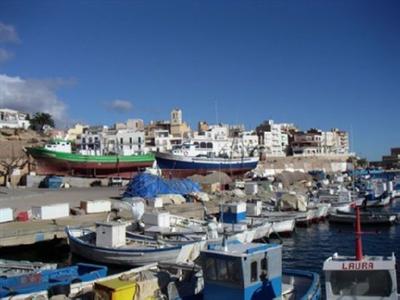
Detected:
left=355, top=206, right=363, bottom=260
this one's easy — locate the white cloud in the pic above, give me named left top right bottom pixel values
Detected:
left=0, top=22, right=19, bottom=43
left=108, top=99, right=133, bottom=112
left=0, top=22, right=20, bottom=43
left=0, top=74, right=67, bottom=122
left=0, top=48, right=13, bottom=63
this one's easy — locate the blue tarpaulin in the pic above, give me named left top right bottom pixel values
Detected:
left=123, top=173, right=201, bottom=198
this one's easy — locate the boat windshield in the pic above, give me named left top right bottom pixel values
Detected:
left=329, top=270, right=393, bottom=297
left=204, top=256, right=243, bottom=285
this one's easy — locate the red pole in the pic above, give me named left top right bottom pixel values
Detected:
left=355, top=206, right=363, bottom=260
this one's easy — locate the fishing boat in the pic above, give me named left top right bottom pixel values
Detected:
left=60, top=240, right=321, bottom=299
left=0, top=259, right=57, bottom=278
left=323, top=207, right=399, bottom=299
left=26, top=140, right=154, bottom=179
left=328, top=209, right=397, bottom=226
left=361, top=191, right=392, bottom=207
left=66, top=222, right=204, bottom=266
left=0, top=263, right=107, bottom=297
left=155, top=142, right=259, bottom=178
left=200, top=241, right=321, bottom=300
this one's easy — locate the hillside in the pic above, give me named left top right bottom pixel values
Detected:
left=0, top=128, right=50, bottom=159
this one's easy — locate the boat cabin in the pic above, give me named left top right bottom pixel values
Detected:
left=323, top=253, right=398, bottom=300
left=200, top=242, right=282, bottom=300
left=44, top=140, right=72, bottom=153
left=220, top=202, right=247, bottom=224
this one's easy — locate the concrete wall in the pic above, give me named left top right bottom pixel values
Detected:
left=260, top=156, right=350, bottom=174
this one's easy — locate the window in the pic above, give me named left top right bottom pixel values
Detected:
left=216, top=259, right=229, bottom=281
left=129, top=137, right=133, bottom=144
left=207, top=142, right=213, bottom=149
left=204, top=257, right=242, bottom=284
left=120, top=138, right=123, bottom=144
left=138, top=137, right=141, bottom=144
left=251, top=261, right=258, bottom=282
left=330, top=270, right=392, bottom=297
left=205, top=258, right=217, bottom=281
left=200, top=142, right=206, bottom=148
left=261, top=258, right=267, bottom=272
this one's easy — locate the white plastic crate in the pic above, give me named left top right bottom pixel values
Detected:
left=81, top=200, right=111, bottom=214
left=244, top=182, right=258, bottom=195
left=142, top=211, right=170, bottom=227
left=96, top=221, right=126, bottom=248
left=32, top=203, right=70, bottom=220
left=0, top=208, right=13, bottom=223
left=246, top=201, right=262, bottom=216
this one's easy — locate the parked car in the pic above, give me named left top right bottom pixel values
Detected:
left=108, top=177, right=123, bottom=186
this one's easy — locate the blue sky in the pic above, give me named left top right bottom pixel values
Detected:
left=0, top=1, right=399, bottom=160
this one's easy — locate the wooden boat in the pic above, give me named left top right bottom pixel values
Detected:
left=328, top=209, right=397, bottom=226
left=270, top=218, right=296, bottom=236
left=323, top=207, right=399, bottom=299
left=0, top=263, right=107, bottom=297
left=0, top=259, right=57, bottom=278
left=66, top=224, right=203, bottom=266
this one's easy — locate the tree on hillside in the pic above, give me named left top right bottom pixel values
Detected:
left=29, top=112, right=55, bottom=131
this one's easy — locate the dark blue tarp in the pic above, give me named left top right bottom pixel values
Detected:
left=123, top=173, right=201, bottom=198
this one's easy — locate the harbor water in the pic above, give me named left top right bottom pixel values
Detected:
left=0, top=199, right=399, bottom=289
left=281, top=199, right=400, bottom=287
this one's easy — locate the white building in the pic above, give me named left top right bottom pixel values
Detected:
left=240, top=131, right=259, bottom=151
left=153, top=129, right=173, bottom=152
left=196, top=124, right=229, bottom=140
left=292, top=128, right=349, bottom=156
left=257, top=120, right=290, bottom=156
left=112, top=129, right=145, bottom=155
left=0, top=109, right=30, bottom=129
left=78, top=126, right=108, bottom=155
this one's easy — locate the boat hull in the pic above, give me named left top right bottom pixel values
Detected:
left=328, top=213, right=396, bottom=226
left=67, top=228, right=201, bottom=266
left=282, top=269, right=321, bottom=300
left=27, top=147, right=154, bottom=179
left=155, top=152, right=259, bottom=178
left=0, top=263, right=107, bottom=297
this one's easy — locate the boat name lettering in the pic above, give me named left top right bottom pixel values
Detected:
left=342, top=262, right=374, bottom=270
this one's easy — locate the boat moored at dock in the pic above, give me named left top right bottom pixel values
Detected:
left=200, top=241, right=321, bottom=300
left=323, top=207, right=399, bottom=299
left=66, top=222, right=204, bottom=266
left=0, top=263, right=107, bottom=297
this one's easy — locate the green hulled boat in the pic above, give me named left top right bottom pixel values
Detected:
left=26, top=142, right=155, bottom=178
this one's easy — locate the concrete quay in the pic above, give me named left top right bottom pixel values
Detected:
left=0, top=187, right=126, bottom=247
left=0, top=186, right=217, bottom=247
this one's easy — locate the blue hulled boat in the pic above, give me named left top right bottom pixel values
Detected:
left=155, top=151, right=259, bottom=178
left=200, top=240, right=321, bottom=300
left=0, top=263, right=107, bottom=297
